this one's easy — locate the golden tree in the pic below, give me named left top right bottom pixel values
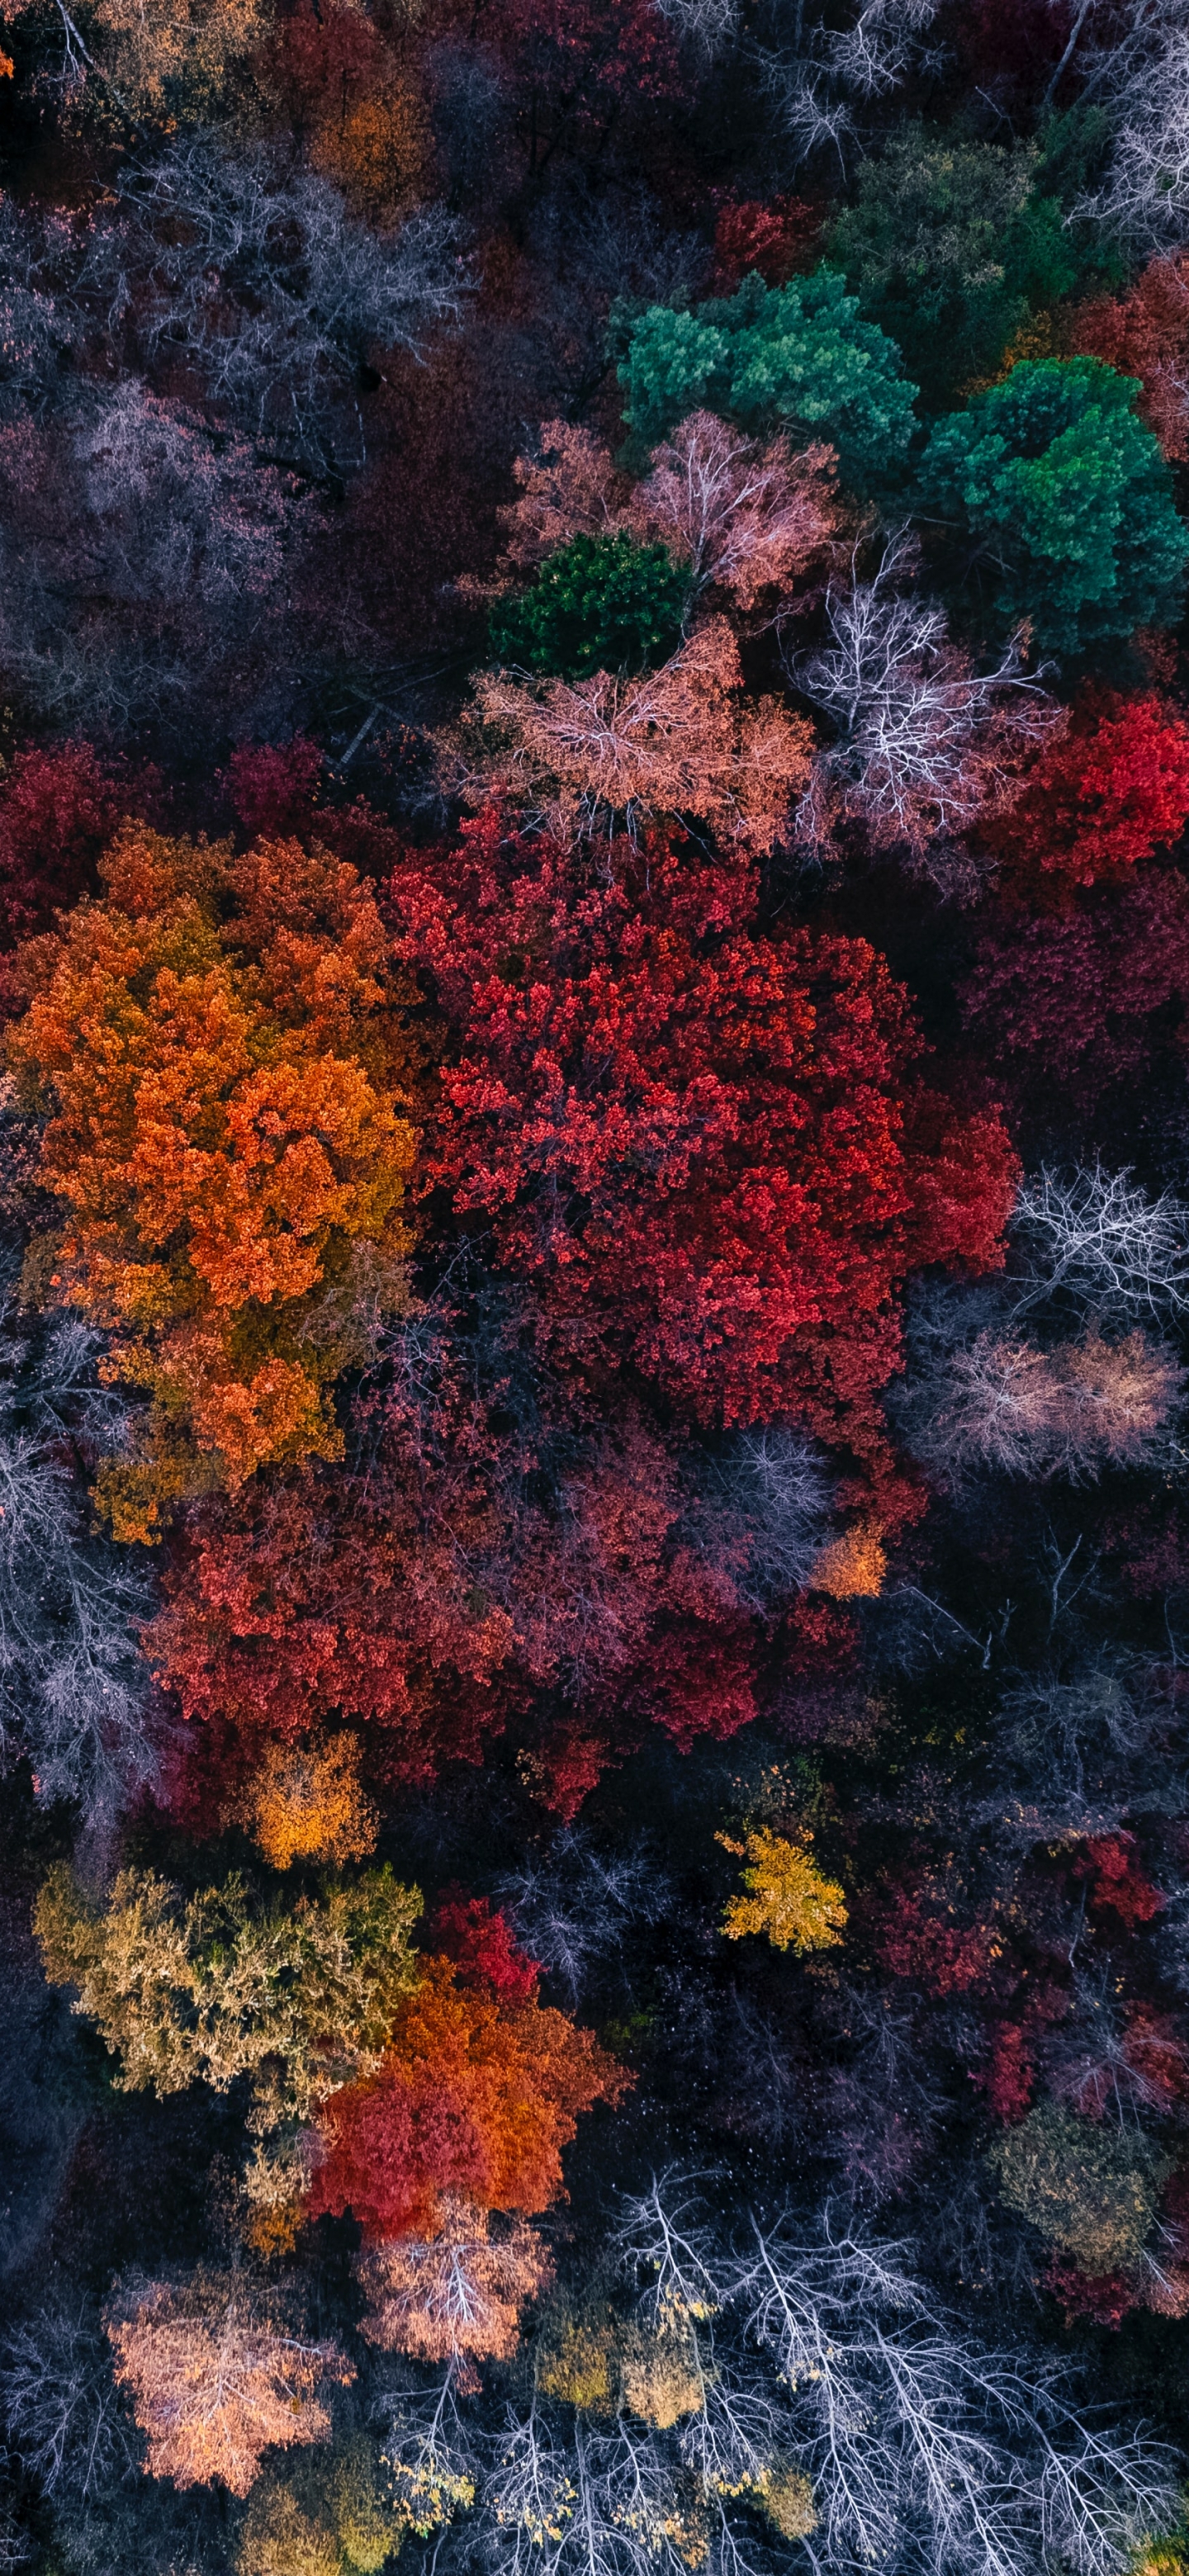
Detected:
left=718, top=1828, right=848, bottom=1954
left=36, top=1862, right=421, bottom=2218
left=234, top=1735, right=380, bottom=1870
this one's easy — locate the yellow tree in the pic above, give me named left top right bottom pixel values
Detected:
left=718, top=1827, right=848, bottom=1954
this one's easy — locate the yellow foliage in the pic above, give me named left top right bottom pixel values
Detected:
left=536, top=2311, right=618, bottom=2412
left=809, top=1520, right=886, bottom=1598
left=536, top=2304, right=703, bottom=2425
left=239, top=2485, right=342, bottom=2576
left=239, top=1735, right=379, bottom=1870
left=35, top=1860, right=421, bottom=2214
left=718, top=1829, right=847, bottom=1954
left=239, top=2438, right=403, bottom=2576
left=619, top=2325, right=704, bottom=2429
left=758, top=2465, right=818, bottom=2540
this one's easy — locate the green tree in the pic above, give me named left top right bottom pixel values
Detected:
left=828, top=128, right=1040, bottom=405
left=617, top=268, right=918, bottom=497
left=921, top=357, right=1189, bottom=653
left=488, top=533, right=689, bottom=678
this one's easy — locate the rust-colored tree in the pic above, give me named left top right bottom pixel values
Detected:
left=304, top=1950, right=628, bottom=2242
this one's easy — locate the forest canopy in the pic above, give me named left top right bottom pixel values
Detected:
left=2, top=6, right=1189, bottom=2576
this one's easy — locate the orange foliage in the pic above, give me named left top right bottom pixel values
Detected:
left=105, top=2270, right=353, bottom=2495
left=233, top=1735, right=379, bottom=1868
left=810, top=1521, right=887, bottom=1598
left=7, top=831, right=421, bottom=1537
left=305, top=1955, right=629, bottom=2242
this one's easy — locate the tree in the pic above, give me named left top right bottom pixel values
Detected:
left=108, top=139, right=468, bottom=478
left=629, top=412, right=837, bottom=617
left=35, top=1863, right=422, bottom=2218
left=0, top=0, right=266, bottom=123
left=827, top=125, right=1047, bottom=405
left=488, top=533, right=689, bottom=678
left=981, top=687, right=1189, bottom=886
left=1, top=2303, right=138, bottom=2500
left=104, top=2271, right=352, bottom=2496
left=960, top=865, right=1189, bottom=1120
left=1069, top=255, right=1189, bottom=462
left=258, top=0, right=429, bottom=224
left=239, top=2436, right=405, bottom=2576
left=448, top=615, right=812, bottom=850
left=921, top=357, right=1189, bottom=654
left=0, top=743, right=126, bottom=955
left=7, top=828, right=421, bottom=1537
left=793, top=534, right=1059, bottom=866
left=304, top=1954, right=628, bottom=2242
left=1073, top=21, right=1189, bottom=251
left=388, top=810, right=1017, bottom=1506
left=1010, top=1165, right=1189, bottom=1320
left=718, top=1827, right=848, bottom=1952
left=894, top=1324, right=1183, bottom=1486
left=0, top=383, right=318, bottom=747
left=491, top=412, right=837, bottom=621
left=988, top=2101, right=1168, bottom=2276
left=0, top=1290, right=159, bottom=1826
left=617, top=268, right=919, bottom=495
left=709, top=195, right=824, bottom=293
left=356, top=2201, right=554, bottom=2377
left=234, top=1736, right=379, bottom=1871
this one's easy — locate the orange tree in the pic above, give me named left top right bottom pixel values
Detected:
left=7, top=827, right=424, bottom=1538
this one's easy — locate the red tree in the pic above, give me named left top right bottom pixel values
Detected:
left=387, top=810, right=1017, bottom=1514
left=304, top=1953, right=628, bottom=2242
left=983, top=690, right=1189, bottom=888
left=1069, top=256, right=1189, bottom=463
left=0, top=743, right=130, bottom=957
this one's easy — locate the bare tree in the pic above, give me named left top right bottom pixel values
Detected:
left=894, top=1324, right=1183, bottom=1488
left=499, top=1831, right=671, bottom=2005
left=753, top=0, right=944, bottom=172
left=108, top=137, right=469, bottom=476
left=694, top=1427, right=834, bottom=1612
left=1073, top=14, right=1189, bottom=250
left=0, top=1303, right=158, bottom=1829
left=1, top=2305, right=139, bottom=2501
left=1009, top=1167, right=1189, bottom=1323
left=792, top=537, right=1059, bottom=876
left=652, top=0, right=741, bottom=63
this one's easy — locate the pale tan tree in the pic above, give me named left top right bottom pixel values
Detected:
left=488, top=413, right=836, bottom=619
left=356, top=2200, right=554, bottom=2383
left=450, top=617, right=812, bottom=851
left=628, top=412, right=837, bottom=615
